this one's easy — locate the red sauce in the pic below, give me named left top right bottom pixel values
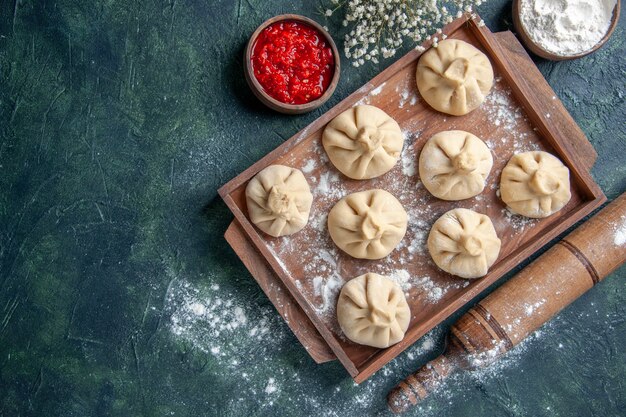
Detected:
left=251, top=20, right=335, bottom=105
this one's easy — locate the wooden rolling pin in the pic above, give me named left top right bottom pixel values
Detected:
left=388, top=193, right=626, bottom=414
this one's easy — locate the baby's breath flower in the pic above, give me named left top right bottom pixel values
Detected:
left=323, top=0, right=484, bottom=65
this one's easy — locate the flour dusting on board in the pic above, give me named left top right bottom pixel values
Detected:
left=356, top=82, right=387, bottom=105
left=302, top=159, right=316, bottom=174
left=484, top=84, right=523, bottom=130
left=257, top=63, right=574, bottom=354
left=401, top=144, right=418, bottom=176
left=396, top=76, right=420, bottom=109
left=502, top=206, right=539, bottom=231
left=166, top=276, right=285, bottom=358
left=370, top=82, right=385, bottom=96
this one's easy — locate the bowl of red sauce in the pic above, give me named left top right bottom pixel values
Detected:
left=245, top=14, right=340, bottom=114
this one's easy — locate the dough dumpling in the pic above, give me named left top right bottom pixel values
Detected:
left=328, top=189, right=407, bottom=259
left=500, top=151, right=571, bottom=218
left=337, top=273, right=411, bottom=348
left=416, top=39, right=494, bottom=116
left=322, top=105, right=403, bottom=179
left=428, top=208, right=501, bottom=279
left=419, top=130, right=493, bottom=200
left=246, top=165, right=313, bottom=237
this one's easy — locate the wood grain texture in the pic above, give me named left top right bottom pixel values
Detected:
left=388, top=192, right=626, bottom=414
left=220, top=15, right=606, bottom=383
left=492, top=31, right=598, bottom=170
left=222, top=29, right=606, bottom=367
left=224, top=220, right=335, bottom=363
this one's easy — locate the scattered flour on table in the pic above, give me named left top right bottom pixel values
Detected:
left=405, top=332, right=437, bottom=361
left=166, top=277, right=283, bottom=358
left=165, top=271, right=617, bottom=415
left=164, top=273, right=304, bottom=409
left=264, top=378, right=278, bottom=395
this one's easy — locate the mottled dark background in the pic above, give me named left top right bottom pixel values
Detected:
left=0, top=1, right=624, bottom=416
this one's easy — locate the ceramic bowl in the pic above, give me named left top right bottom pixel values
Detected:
left=244, top=14, right=341, bottom=114
left=512, top=0, right=621, bottom=61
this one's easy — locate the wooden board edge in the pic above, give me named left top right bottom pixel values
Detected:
left=491, top=31, right=597, bottom=169
left=351, top=18, right=608, bottom=380
left=218, top=14, right=607, bottom=384
left=224, top=220, right=336, bottom=364
left=217, top=16, right=472, bottom=199
left=467, top=20, right=602, bottom=201
left=217, top=16, right=481, bottom=380
left=352, top=193, right=607, bottom=382
left=223, top=195, right=361, bottom=376
left=217, top=25, right=604, bottom=376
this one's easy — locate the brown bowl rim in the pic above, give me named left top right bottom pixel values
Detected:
left=512, top=0, right=621, bottom=61
left=244, top=14, right=341, bottom=114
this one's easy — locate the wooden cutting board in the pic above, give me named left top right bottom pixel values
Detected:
left=220, top=16, right=605, bottom=381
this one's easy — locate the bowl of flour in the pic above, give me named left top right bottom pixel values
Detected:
left=513, top=0, right=620, bottom=60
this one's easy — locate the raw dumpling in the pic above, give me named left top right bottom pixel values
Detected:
left=328, top=189, right=407, bottom=259
left=416, top=39, right=494, bottom=116
left=322, top=105, right=403, bottom=179
left=500, top=151, right=571, bottom=218
left=245, top=165, right=313, bottom=237
left=419, top=130, right=493, bottom=200
left=337, top=273, right=411, bottom=348
left=428, top=208, right=501, bottom=279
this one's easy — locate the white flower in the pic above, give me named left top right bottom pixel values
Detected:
left=326, top=0, right=485, bottom=64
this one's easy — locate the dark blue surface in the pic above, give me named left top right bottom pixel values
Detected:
left=0, top=1, right=624, bottom=416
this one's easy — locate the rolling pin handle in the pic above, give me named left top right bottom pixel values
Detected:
left=387, top=193, right=626, bottom=414
left=387, top=347, right=461, bottom=414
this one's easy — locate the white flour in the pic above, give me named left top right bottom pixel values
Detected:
left=266, top=75, right=554, bottom=338
left=302, top=159, right=316, bottom=173
left=519, top=0, right=617, bottom=56
left=401, top=147, right=417, bottom=177
left=614, top=216, right=626, bottom=246
left=264, top=378, right=278, bottom=394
